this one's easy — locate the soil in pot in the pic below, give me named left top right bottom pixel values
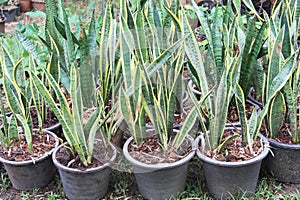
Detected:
left=226, top=101, right=259, bottom=127
left=29, top=106, right=62, bottom=139
left=145, top=113, right=183, bottom=130
left=30, top=107, right=59, bottom=129
left=128, top=135, right=192, bottom=164
left=0, top=130, right=57, bottom=162
left=203, top=129, right=266, bottom=162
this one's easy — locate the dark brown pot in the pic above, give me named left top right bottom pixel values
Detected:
left=31, top=0, right=45, bottom=12
left=0, top=17, right=5, bottom=34
left=20, top=0, right=32, bottom=12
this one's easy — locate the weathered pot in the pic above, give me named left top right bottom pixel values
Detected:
left=0, top=130, right=58, bottom=190
left=195, top=134, right=269, bottom=199
left=52, top=141, right=117, bottom=200
left=123, top=134, right=195, bottom=200
left=264, top=139, right=300, bottom=183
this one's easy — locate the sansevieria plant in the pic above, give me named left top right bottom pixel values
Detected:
left=262, top=0, right=300, bottom=142
left=119, top=0, right=195, bottom=152
left=31, top=1, right=119, bottom=166
left=184, top=0, right=295, bottom=153
left=0, top=45, right=35, bottom=152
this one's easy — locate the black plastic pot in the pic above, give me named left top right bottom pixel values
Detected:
left=195, top=134, right=269, bottom=199
left=1, top=6, right=18, bottom=22
left=52, top=141, right=117, bottom=200
left=264, top=139, right=300, bottom=183
left=247, top=87, right=263, bottom=108
left=123, top=134, right=195, bottom=200
left=0, top=130, right=59, bottom=190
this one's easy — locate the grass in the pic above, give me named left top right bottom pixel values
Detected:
left=1, top=156, right=300, bottom=200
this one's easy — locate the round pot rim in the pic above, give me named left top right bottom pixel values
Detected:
left=182, top=90, right=189, bottom=104
left=52, top=140, right=117, bottom=174
left=188, top=79, right=202, bottom=96
left=6, top=105, right=61, bottom=131
left=1, top=6, right=18, bottom=11
left=247, top=87, right=263, bottom=108
left=0, top=130, right=59, bottom=166
left=123, top=133, right=195, bottom=170
left=194, top=133, right=269, bottom=167
left=31, top=0, right=45, bottom=3
left=267, top=137, right=300, bottom=149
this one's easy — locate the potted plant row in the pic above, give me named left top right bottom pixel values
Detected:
left=0, top=0, right=299, bottom=199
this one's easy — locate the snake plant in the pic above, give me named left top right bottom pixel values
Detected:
left=119, top=0, right=193, bottom=151
left=262, top=0, right=300, bottom=142
left=0, top=45, right=33, bottom=152
left=30, top=1, right=120, bottom=166
left=184, top=0, right=295, bottom=154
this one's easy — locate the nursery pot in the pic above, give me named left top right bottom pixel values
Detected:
left=31, top=0, right=46, bottom=12
left=0, top=130, right=59, bottom=190
left=0, top=17, right=5, bottom=34
left=20, top=0, right=32, bottom=12
left=123, top=134, right=195, bottom=200
left=2, top=6, right=18, bottom=22
left=264, top=139, right=300, bottom=183
left=52, top=140, right=117, bottom=200
left=195, top=134, right=269, bottom=199
left=247, top=87, right=263, bottom=108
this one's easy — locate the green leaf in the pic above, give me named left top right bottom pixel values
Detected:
left=173, top=106, right=197, bottom=149
left=182, top=6, right=212, bottom=112
left=3, top=75, right=24, bottom=115
left=234, top=84, right=247, bottom=146
left=269, top=92, right=286, bottom=138
left=217, top=133, right=239, bottom=154
left=16, top=114, right=33, bottom=152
